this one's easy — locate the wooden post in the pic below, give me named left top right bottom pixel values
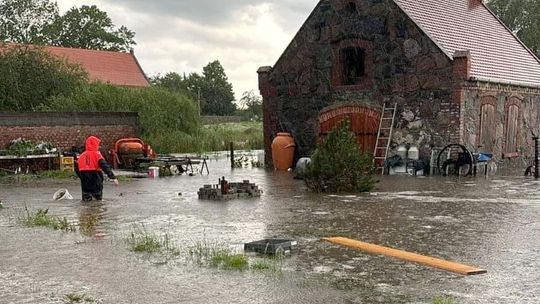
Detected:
left=230, top=142, right=234, bottom=168
left=534, top=136, right=539, bottom=179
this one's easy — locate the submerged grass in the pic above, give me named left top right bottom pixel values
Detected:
left=64, top=293, right=96, bottom=303
left=433, top=296, right=458, bottom=304
left=0, top=170, right=76, bottom=184
left=188, top=240, right=283, bottom=272
left=19, top=207, right=75, bottom=232
left=126, top=226, right=180, bottom=257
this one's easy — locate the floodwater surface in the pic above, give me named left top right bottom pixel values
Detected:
left=0, top=153, right=539, bottom=303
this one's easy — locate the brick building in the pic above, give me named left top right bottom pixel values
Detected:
left=258, top=0, right=540, bottom=170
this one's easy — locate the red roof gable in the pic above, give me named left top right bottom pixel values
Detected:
left=394, top=0, right=540, bottom=87
left=46, top=46, right=150, bottom=87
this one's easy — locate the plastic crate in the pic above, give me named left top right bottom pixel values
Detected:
left=244, top=239, right=297, bottom=255
left=59, top=156, right=75, bottom=172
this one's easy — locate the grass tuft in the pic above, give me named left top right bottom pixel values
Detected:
left=126, top=227, right=180, bottom=257
left=19, top=207, right=75, bottom=232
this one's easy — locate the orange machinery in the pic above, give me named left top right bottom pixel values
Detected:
left=111, top=138, right=156, bottom=169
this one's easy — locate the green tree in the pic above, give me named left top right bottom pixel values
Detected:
left=487, top=0, right=540, bottom=56
left=0, top=0, right=59, bottom=44
left=153, top=61, right=237, bottom=116
left=304, top=120, right=375, bottom=193
left=239, top=90, right=262, bottom=119
left=47, top=5, right=136, bottom=51
left=200, top=60, right=236, bottom=116
left=0, top=44, right=87, bottom=111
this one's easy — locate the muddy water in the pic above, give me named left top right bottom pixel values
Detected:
left=0, top=153, right=539, bottom=303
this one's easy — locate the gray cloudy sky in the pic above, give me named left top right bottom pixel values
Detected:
left=57, top=0, right=318, bottom=100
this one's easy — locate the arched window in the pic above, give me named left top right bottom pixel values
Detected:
left=504, top=100, right=520, bottom=157
left=479, top=98, right=496, bottom=152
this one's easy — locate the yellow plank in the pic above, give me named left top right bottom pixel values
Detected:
left=322, top=237, right=486, bottom=276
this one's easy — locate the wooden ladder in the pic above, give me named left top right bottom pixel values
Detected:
left=373, top=103, right=397, bottom=175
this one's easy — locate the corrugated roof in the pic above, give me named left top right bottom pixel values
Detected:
left=46, top=46, right=150, bottom=87
left=394, top=0, right=540, bottom=87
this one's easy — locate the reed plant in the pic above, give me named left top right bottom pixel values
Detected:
left=147, top=121, right=263, bottom=153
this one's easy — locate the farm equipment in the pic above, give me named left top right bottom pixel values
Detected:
left=111, top=138, right=156, bottom=170
left=110, top=137, right=209, bottom=175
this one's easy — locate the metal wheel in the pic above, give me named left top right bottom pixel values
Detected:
left=524, top=165, right=535, bottom=177
left=436, top=144, right=474, bottom=176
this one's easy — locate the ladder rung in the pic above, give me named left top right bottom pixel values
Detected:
left=374, top=157, right=386, bottom=159
left=382, top=118, right=393, bottom=120
left=379, top=137, right=389, bottom=139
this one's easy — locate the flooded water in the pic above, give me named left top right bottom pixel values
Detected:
left=1, top=152, right=539, bottom=303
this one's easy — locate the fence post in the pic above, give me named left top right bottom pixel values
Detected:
left=230, top=142, right=234, bottom=169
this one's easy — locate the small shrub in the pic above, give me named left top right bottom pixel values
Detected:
left=304, top=120, right=375, bottom=193
left=19, top=207, right=75, bottom=232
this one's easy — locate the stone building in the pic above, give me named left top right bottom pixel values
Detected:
left=258, top=0, right=540, bottom=170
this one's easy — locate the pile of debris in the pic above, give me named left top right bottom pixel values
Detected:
left=198, top=178, right=262, bottom=200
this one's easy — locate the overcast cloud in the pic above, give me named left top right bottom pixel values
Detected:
left=57, top=0, right=318, bottom=100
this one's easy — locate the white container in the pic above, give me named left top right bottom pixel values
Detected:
left=53, top=188, right=74, bottom=200
left=148, top=166, right=160, bottom=178
left=408, top=146, right=419, bottom=160
left=397, top=145, right=407, bottom=159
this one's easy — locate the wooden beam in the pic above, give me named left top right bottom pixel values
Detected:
left=322, top=237, right=486, bottom=276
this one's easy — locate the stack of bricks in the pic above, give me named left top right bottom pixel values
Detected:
left=198, top=180, right=262, bottom=201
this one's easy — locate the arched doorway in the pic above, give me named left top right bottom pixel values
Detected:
left=318, top=104, right=381, bottom=153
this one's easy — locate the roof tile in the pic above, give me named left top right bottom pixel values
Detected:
left=46, top=46, right=150, bottom=87
left=394, top=0, right=540, bottom=87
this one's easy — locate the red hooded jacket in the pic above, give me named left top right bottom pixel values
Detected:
left=77, top=136, right=105, bottom=171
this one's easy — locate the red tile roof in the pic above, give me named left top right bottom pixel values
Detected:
left=46, top=46, right=150, bottom=87
left=394, top=0, right=540, bottom=87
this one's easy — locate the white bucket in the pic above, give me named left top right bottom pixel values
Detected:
left=148, top=166, right=160, bottom=178
left=53, top=188, right=74, bottom=200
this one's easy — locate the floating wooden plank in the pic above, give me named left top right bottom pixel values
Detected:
left=322, top=237, right=486, bottom=276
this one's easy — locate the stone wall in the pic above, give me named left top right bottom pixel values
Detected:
left=0, top=112, right=139, bottom=152
left=461, top=82, right=540, bottom=170
left=259, top=0, right=460, bottom=166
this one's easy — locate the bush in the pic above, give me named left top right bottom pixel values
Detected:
left=44, top=83, right=200, bottom=152
left=0, top=44, right=87, bottom=111
left=304, top=120, right=375, bottom=193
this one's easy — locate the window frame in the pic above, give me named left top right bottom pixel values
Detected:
left=331, top=39, right=374, bottom=91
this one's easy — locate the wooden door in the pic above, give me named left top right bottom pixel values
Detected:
left=318, top=105, right=380, bottom=153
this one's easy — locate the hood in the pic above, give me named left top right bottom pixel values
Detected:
left=85, top=136, right=101, bottom=152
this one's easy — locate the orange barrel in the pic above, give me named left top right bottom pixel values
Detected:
left=271, top=132, right=296, bottom=170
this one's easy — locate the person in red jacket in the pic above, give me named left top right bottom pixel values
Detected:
left=75, top=136, right=119, bottom=201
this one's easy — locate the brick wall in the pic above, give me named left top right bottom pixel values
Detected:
left=0, top=112, right=139, bottom=152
